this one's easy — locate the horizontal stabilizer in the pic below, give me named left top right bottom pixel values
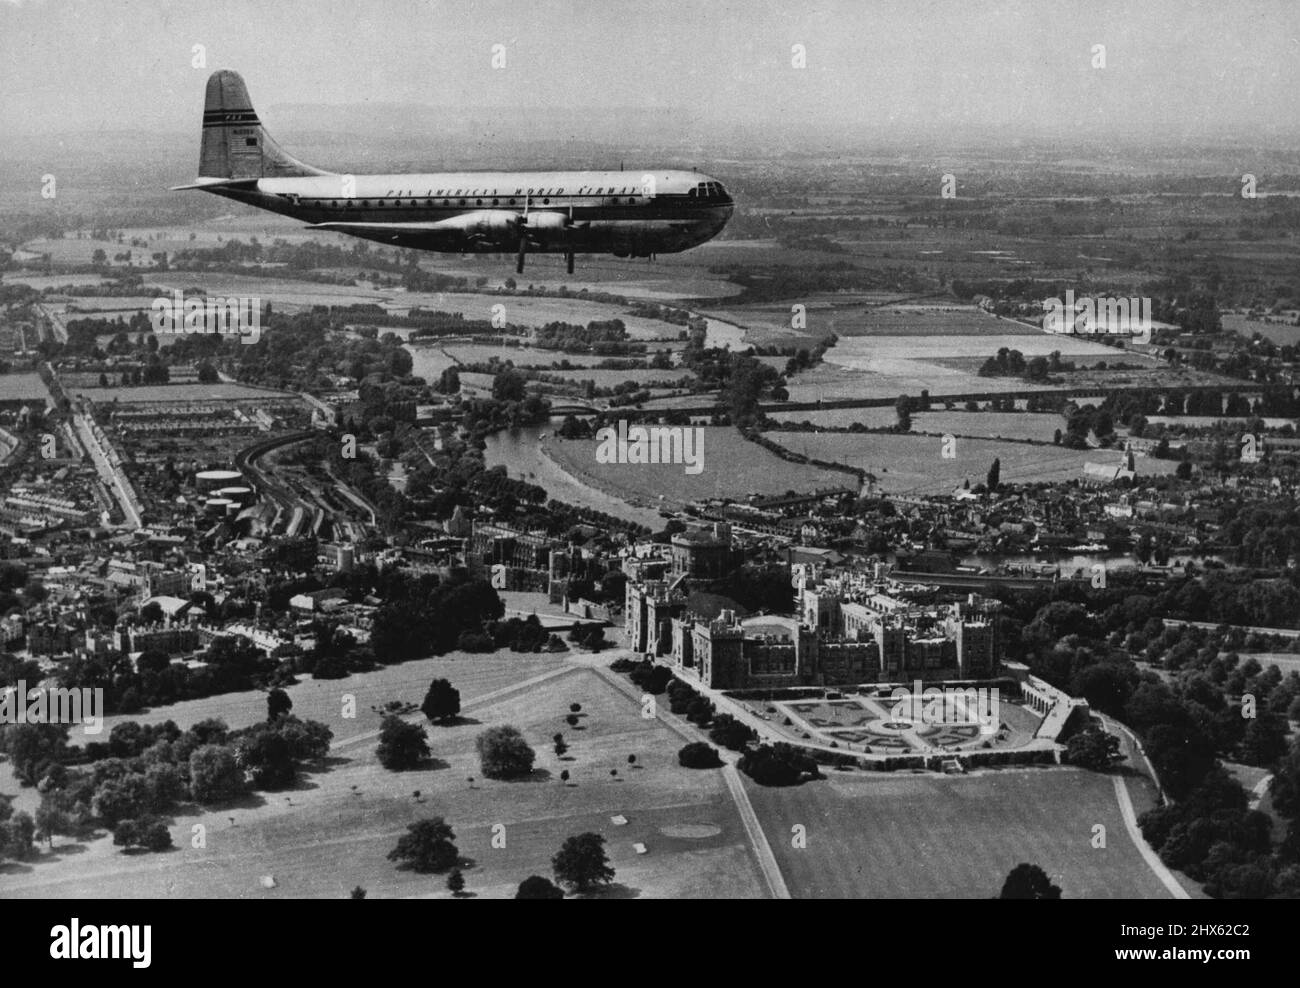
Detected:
left=171, top=177, right=260, bottom=192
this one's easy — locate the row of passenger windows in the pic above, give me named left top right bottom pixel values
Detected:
left=304, top=196, right=642, bottom=208
left=384, top=187, right=639, bottom=197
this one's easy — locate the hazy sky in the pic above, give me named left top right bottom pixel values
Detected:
left=3, top=0, right=1298, bottom=142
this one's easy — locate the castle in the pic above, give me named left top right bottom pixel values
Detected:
left=625, top=565, right=1002, bottom=690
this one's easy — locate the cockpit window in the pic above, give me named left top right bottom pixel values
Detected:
left=693, top=181, right=727, bottom=199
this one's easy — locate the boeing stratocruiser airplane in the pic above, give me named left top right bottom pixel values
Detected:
left=176, top=70, right=734, bottom=274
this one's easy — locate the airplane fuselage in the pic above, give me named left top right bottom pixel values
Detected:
left=183, top=72, right=734, bottom=272
left=207, top=169, right=734, bottom=258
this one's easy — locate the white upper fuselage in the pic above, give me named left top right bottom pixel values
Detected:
left=209, top=168, right=734, bottom=257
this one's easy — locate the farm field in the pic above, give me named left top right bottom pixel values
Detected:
left=1222, top=312, right=1300, bottom=347
left=786, top=331, right=1162, bottom=403
left=831, top=305, right=1044, bottom=337
left=542, top=426, right=852, bottom=507
left=744, top=766, right=1177, bottom=899
left=0, top=652, right=766, bottom=899
left=3, top=273, right=116, bottom=289
left=769, top=408, right=1068, bottom=441
left=766, top=431, right=1179, bottom=494
left=58, top=298, right=162, bottom=315
left=406, top=343, right=615, bottom=368
left=0, top=372, right=50, bottom=400
left=68, top=382, right=294, bottom=402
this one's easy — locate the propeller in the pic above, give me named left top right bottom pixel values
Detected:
left=566, top=205, right=574, bottom=274
left=516, top=194, right=530, bottom=274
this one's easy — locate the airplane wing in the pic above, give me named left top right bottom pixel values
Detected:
left=305, top=221, right=454, bottom=234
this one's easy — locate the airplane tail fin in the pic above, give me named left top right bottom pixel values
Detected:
left=199, top=70, right=330, bottom=179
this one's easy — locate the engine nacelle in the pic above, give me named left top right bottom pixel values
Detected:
left=434, top=209, right=520, bottom=234
left=521, top=210, right=571, bottom=231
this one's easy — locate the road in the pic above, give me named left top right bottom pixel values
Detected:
left=71, top=410, right=142, bottom=529
left=1162, top=618, right=1300, bottom=640
left=1098, top=713, right=1191, bottom=899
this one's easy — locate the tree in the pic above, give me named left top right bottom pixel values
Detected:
left=376, top=715, right=430, bottom=770
left=492, top=367, right=527, bottom=402
left=421, top=678, right=461, bottom=723
left=986, top=457, right=1001, bottom=492
left=999, top=863, right=1061, bottom=899
left=197, top=361, right=219, bottom=384
left=0, top=808, right=34, bottom=862
left=113, top=817, right=173, bottom=852
left=516, top=874, right=565, bottom=899
left=92, top=774, right=150, bottom=827
left=894, top=394, right=912, bottom=431
left=1064, top=726, right=1124, bottom=771
left=137, top=649, right=171, bottom=676
left=2, top=723, right=69, bottom=786
left=235, top=725, right=296, bottom=789
left=552, top=832, right=615, bottom=892
left=553, top=737, right=568, bottom=758
left=188, top=745, right=246, bottom=804
left=436, top=366, right=460, bottom=394
left=267, top=687, right=293, bottom=721
left=709, top=713, right=757, bottom=751
left=446, top=868, right=466, bottom=896
left=737, top=743, right=818, bottom=786
left=678, top=742, right=722, bottom=768
left=34, top=792, right=76, bottom=848
left=475, top=725, right=536, bottom=779
left=387, top=818, right=459, bottom=873
left=1239, top=714, right=1289, bottom=766
left=350, top=886, right=367, bottom=899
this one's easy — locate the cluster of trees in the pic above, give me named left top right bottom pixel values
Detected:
left=994, top=575, right=1300, bottom=896
left=678, top=742, right=723, bottom=768
left=533, top=318, right=631, bottom=353
left=0, top=708, right=331, bottom=859
left=737, top=743, right=820, bottom=787
left=567, top=624, right=608, bottom=651
left=1139, top=766, right=1295, bottom=898
left=478, top=615, right=564, bottom=654
left=49, top=632, right=281, bottom=718
left=370, top=573, right=504, bottom=661
left=1063, top=725, right=1124, bottom=771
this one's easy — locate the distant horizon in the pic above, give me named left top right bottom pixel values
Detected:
left=4, top=0, right=1299, bottom=146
